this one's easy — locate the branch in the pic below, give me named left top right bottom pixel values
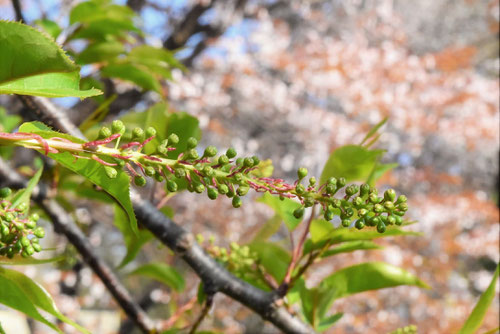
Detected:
left=11, top=0, right=25, bottom=22
left=17, top=95, right=317, bottom=334
left=0, top=158, right=157, bottom=333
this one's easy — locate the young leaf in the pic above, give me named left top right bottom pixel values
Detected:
left=0, top=21, right=101, bottom=98
left=101, top=63, right=161, bottom=93
left=257, top=192, right=302, bottom=230
left=321, top=240, right=383, bottom=258
left=319, top=145, right=384, bottom=185
left=0, top=255, right=64, bottom=265
left=0, top=266, right=89, bottom=333
left=248, top=241, right=291, bottom=282
left=129, top=262, right=185, bottom=292
left=316, top=313, right=343, bottom=332
left=458, top=265, right=499, bottom=334
left=10, top=166, right=43, bottom=210
left=77, top=41, right=125, bottom=64
left=360, top=117, right=388, bottom=146
left=252, top=215, right=282, bottom=242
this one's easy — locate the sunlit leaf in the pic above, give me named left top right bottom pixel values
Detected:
left=257, top=192, right=302, bottom=230
left=129, top=262, right=185, bottom=292
left=10, top=166, right=43, bottom=210
left=248, top=241, right=290, bottom=282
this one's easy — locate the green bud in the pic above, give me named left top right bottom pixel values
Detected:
left=297, top=167, right=308, bottom=179
left=303, top=196, right=315, bottom=208
left=226, top=148, right=237, bottom=159
left=324, top=210, right=334, bottom=221
left=236, top=157, right=244, bottom=166
left=34, top=227, right=45, bottom=238
left=395, top=195, right=407, bottom=205
left=384, top=201, right=395, bottom=211
left=369, top=193, right=381, bottom=204
left=145, top=166, right=156, bottom=177
left=232, top=196, right=242, bottom=208
left=192, top=183, right=204, bottom=194
left=233, top=173, right=243, bottom=183
left=244, top=157, right=254, bottom=168
left=374, top=204, right=384, bottom=213
left=132, top=127, right=145, bottom=141
left=218, top=184, right=229, bottom=195
left=377, top=221, right=386, bottom=233
left=395, top=216, right=403, bottom=225
left=4, top=212, right=14, bottom=222
left=237, top=185, right=249, bottom=196
left=358, top=208, right=368, bottom=217
left=202, top=166, right=215, bottom=177
left=154, top=172, right=164, bottom=182
left=387, top=215, right=396, bottom=225
left=342, top=219, right=351, bottom=227
left=104, top=166, right=118, bottom=179
left=186, top=148, right=199, bottom=160
left=17, top=202, right=27, bottom=212
left=384, top=189, right=397, bottom=202
left=397, top=203, right=408, bottom=212
left=368, top=216, right=380, bottom=227
left=325, top=183, right=336, bottom=195
left=20, top=236, right=30, bottom=247
left=145, top=127, right=156, bottom=138
left=187, top=137, right=198, bottom=149
left=331, top=198, right=341, bottom=208
left=353, top=196, right=364, bottom=207
left=30, top=213, right=40, bottom=222
left=309, top=177, right=317, bottom=187
left=360, top=183, right=370, bottom=197
left=355, top=218, right=365, bottom=230
left=25, top=245, right=35, bottom=256
left=337, top=177, right=346, bottom=188
left=394, top=210, right=405, bottom=216
left=98, top=126, right=112, bottom=139
left=327, top=177, right=337, bottom=186
left=167, top=180, right=178, bottom=192
left=32, top=243, right=42, bottom=252
left=252, top=156, right=260, bottom=166
left=295, top=184, right=305, bottom=195
left=174, top=168, right=186, bottom=178
left=345, top=185, right=359, bottom=197
left=293, top=207, right=305, bottom=219
left=134, top=175, right=147, bottom=187
left=207, top=187, right=218, bottom=200
left=111, top=120, right=125, bottom=134
left=218, top=155, right=229, bottom=165
left=0, top=187, right=11, bottom=198
left=204, top=146, right=218, bottom=158
left=1, top=225, right=9, bottom=236
left=25, top=220, right=36, bottom=229
left=345, top=207, right=354, bottom=217
left=168, top=133, right=179, bottom=145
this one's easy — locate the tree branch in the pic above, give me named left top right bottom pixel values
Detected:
left=17, top=95, right=317, bottom=333
left=0, top=158, right=157, bottom=334
left=11, top=0, right=25, bottom=22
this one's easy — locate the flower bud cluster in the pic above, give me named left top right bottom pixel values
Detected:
left=0, top=187, right=44, bottom=258
left=388, top=325, right=417, bottom=334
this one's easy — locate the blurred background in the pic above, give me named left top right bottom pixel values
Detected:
left=0, top=0, right=498, bottom=333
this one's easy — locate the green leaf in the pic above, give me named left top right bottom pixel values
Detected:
left=129, top=262, right=185, bottom=292
left=34, top=19, right=62, bottom=40
left=0, top=108, right=21, bottom=159
left=319, top=145, right=384, bottom=185
left=70, top=2, right=136, bottom=27
left=252, top=215, right=282, bottom=242
left=77, top=41, right=125, bottom=64
left=129, top=45, right=184, bottom=71
left=114, top=205, right=153, bottom=268
left=366, top=162, right=398, bottom=186
left=101, top=63, right=161, bottom=93
left=10, top=166, right=43, bottom=210
left=257, top=192, right=302, bottom=230
left=0, top=266, right=89, bottom=333
left=18, top=122, right=138, bottom=234
left=458, top=265, right=499, bottom=334
left=360, top=117, right=388, bottom=146
left=321, top=240, right=382, bottom=258
left=317, top=313, right=343, bottom=332
left=318, top=262, right=429, bottom=313
left=248, top=241, right=291, bottom=282
left=0, top=21, right=102, bottom=98
left=0, top=255, right=64, bottom=265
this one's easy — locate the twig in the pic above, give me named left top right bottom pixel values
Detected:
left=160, top=295, right=197, bottom=330
left=188, top=295, right=213, bottom=334
left=11, top=0, right=25, bottom=22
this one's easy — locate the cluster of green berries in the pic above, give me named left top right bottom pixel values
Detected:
left=387, top=325, right=417, bottom=334
left=292, top=168, right=408, bottom=233
left=0, top=187, right=44, bottom=258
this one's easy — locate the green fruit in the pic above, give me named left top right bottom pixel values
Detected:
left=1, top=225, right=9, bottom=236
left=167, top=180, right=178, bottom=192
left=324, top=210, right=334, bottom=221
left=20, top=236, right=30, bottom=247
left=186, top=148, right=199, bottom=160
left=98, top=126, right=112, bottom=139
left=194, top=183, right=205, bottom=193
left=168, top=133, right=179, bottom=145
left=187, top=137, right=198, bottom=149
left=252, top=156, right=260, bottom=166
left=244, top=157, right=254, bottom=168
left=303, top=196, right=315, bottom=208
left=145, top=127, right=156, bottom=138
left=132, top=127, right=145, bottom=141
left=25, top=245, right=35, bottom=256
left=32, top=243, right=42, bottom=252
left=325, top=183, right=336, bottom=195
left=202, top=166, right=215, bottom=177
left=327, top=177, right=337, bottom=186
left=3, top=212, right=14, bottom=222
left=358, top=208, right=368, bottom=217
left=374, top=204, right=384, bottom=213
left=145, top=166, right=156, bottom=177
left=237, top=185, right=249, bottom=196
left=395, top=195, right=407, bottom=205
left=30, top=213, right=40, bottom=222
left=0, top=187, right=11, bottom=198
left=34, top=227, right=45, bottom=238
left=369, top=216, right=380, bottom=227
left=387, top=215, right=396, bottom=225
left=204, top=146, right=218, bottom=158
left=384, top=189, right=396, bottom=202
left=395, top=216, right=403, bottom=225
left=232, top=196, right=242, bottom=208
left=17, top=202, right=27, bottom=212
left=360, top=183, right=370, bottom=197
left=207, top=187, right=218, bottom=200
left=353, top=196, right=363, bottom=207
left=341, top=219, right=351, bottom=227
left=309, top=177, right=316, bottom=186
left=218, top=184, right=229, bottom=195
left=226, top=148, right=237, bottom=159
left=134, top=175, right=147, bottom=187
left=345, top=185, right=359, bottom=196
left=293, top=207, right=305, bottom=219
left=104, top=166, right=118, bottom=179
left=377, top=221, right=386, bottom=233
left=295, top=184, right=305, bottom=195
left=355, top=218, right=365, bottom=229
left=218, top=155, right=229, bottom=165
left=297, top=167, right=308, bottom=179
left=111, top=120, right=125, bottom=134
left=337, top=177, right=346, bottom=188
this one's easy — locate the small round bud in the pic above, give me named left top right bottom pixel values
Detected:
left=204, top=146, right=218, bottom=158
left=168, top=133, right=179, bottom=145
left=236, top=157, right=244, bottom=166
left=337, top=177, right=346, bottom=188
left=226, top=148, right=237, bottom=159
left=325, top=183, right=337, bottom=195
left=4, top=212, right=14, bottom=222
left=132, top=127, right=145, bottom=141
left=384, top=201, right=395, bottom=211
left=295, top=184, right=305, bottom=195
left=218, top=184, right=229, bottom=195
left=25, top=220, right=36, bottom=229
left=384, top=189, right=397, bottom=202
left=0, top=187, right=11, bottom=198
left=345, top=185, right=359, bottom=197
left=186, top=148, right=199, bottom=160
left=353, top=196, right=363, bottom=207
left=331, top=198, right=341, bottom=208
left=395, top=195, right=407, bottom=205
left=174, top=168, right=186, bottom=179
left=194, top=183, right=205, bottom=193
left=232, top=196, right=242, bottom=208
left=145, top=127, right=156, bottom=138
left=157, top=145, right=168, bottom=155
left=218, top=155, right=229, bottom=165
left=303, top=196, right=315, bottom=208
left=387, top=215, right=396, bottom=225
left=145, top=166, right=156, bottom=177
left=374, top=204, right=384, bottom=213
left=167, top=180, right=178, bottom=192
left=244, top=157, right=254, bottom=168
left=293, top=207, right=305, bottom=219
left=98, top=126, right=112, bottom=139
left=207, top=187, right=218, bottom=200
left=111, top=120, right=125, bottom=134
left=395, top=216, right=403, bottom=225
left=25, top=245, right=35, bottom=256
left=134, top=175, right=147, bottom=187
left=186, top=137, right=198, bottom=149
left=297, top=167, right=308, bottom=180
left=327, top=177, right=337, bottom=186
left=17, top=202, right=27, bottom=212
left=104, top=166, right=118, bottom=179
left=1, top=225, right=9, bottom=236
left=32, top=243, right=42, bottom=252
left=202, top=166, right=215, bottom=177
left=369, top=193, right=381, bottom=204
left=324, top=210, right=334, bottom=221
left=397, top=203, right=408, bottom=212
left=309, top=177, right=317, bottom=187
left=237, top=185, right=249, bottom=196
left=355, top=218, right=365, bottom=230
left=377, top=221, right=386, bottom=233
left=34, top=227, right=45, bottom=238
left=154, top=172, right=164, bottom=182
left=360, top=184, right=370, bottom=197
left=252, top=156, right=260, bottom=166
left=342, top=219, right=351, bottom=227
left=358, top=208, right=368, bottom=217
left=20, top=236, right=30, bottom=247
left=368, top=216, right=380, bottom=227
left=233, top=173, right=243, bottom=182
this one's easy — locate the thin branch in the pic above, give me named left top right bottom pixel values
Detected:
left=0, top=159, right=157, bottom=334
left=11, top=0, right=25, bottom=22
left=17, top=95, right=317, bottom=334
left=160, top=295, right=197, bottom=331
left=188, top=295, right=213, bottom=334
